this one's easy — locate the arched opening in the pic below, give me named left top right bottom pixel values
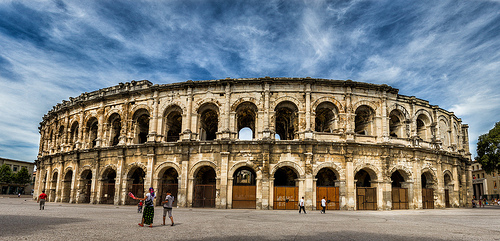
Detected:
left=315, top=168, right=339, bottom=210
left=79, top=170, right=92, bottom=204
left=355, top=105, right=375, bottom=135
left=62, top=170, right=73, bottom=203
left=273, top=166, right=299, bottom=210
left=416, top=114, right=430, bottom=141
left=58, top=125, right=65, bottom=147
left=389, top=110, right=404, bottom=138
left=391, top=170, right=408, bottom=209
left=315, top=102, right=338, bottom=133
left=232, top=167, right=257, bottom=209
left=164, top=106, right=183, bottom=142
left=236, top=102, right=257, bottom=140
left=127, top=167, right=145, bottom=205
left=69, top=122, right=79, bottom=149
left=275, top=101, right=298, bottom=140
left=86, top=117, right=98, bottom=148
left=49, top=172, right=58, bottom=202
left=198, top=104, right=219, bottom=141
left=439, top=119, right=450, bottom=149
left=158, top=168, right=178, bottom=207
left=193, top=166, right=216, bottom=208
left=133, top=109, right=150, bottom=144
left=108, top=113, right=121, bottom=146
left=421, top=172, right=434, bottom=209
left=355, top=169, right=376, bottom=210
left=100, top=169, right=116, bottom=204
left=444, top=173, right=452, bottom=208
left=238, top=127, right=253, bottom=140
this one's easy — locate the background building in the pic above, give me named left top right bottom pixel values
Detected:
left=472, top=162, right=499, bottom=201
left=35, top=78, right=472, bottom=210
left=0, top=157, right=35, bottom=195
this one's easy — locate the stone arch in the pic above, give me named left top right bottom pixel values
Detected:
left=271, top=96, right=303, bottom=111
left=104, top=109, right=123, bottom=122
left=129, top=104, right=152, bottom=118
left=421, top=166, right=438, bottom=184
left=387, top=103, right=410, bottom=121
left=388, top=165, right=414, bottom=182
left=443, top=169, right=454, bottom=183
left=125, top=162, right=148, bottom=178
left=235, top=101, right=259, bottom=139
left=63, top=166, right=74, bottom=178
left=353, top=163, right=381, bottom=181
left=413, top=109, right=433, bottom=123
left=154, top=161, right=181, bottom=179
left=194, top=98, right=222, bottom=113
left=312, top=162, right=345, bottom=180
left=159, top=101, right=186, bottom=117
left=352, top=100, right=378, bottom=113
left=312, top=97, right=344, bottom=113
left=99, top=164, right=117, bottom=179
left=270, top=161, right=305, bottom=177
left=228, top=161, right=259, bottom=178
left=83, top=112, right=99, bottom=125
left=78, top=165, right=93, bottom=178
left=189, top=160, right=218, bottom=178
left=231, top=97, right=258, bottom=112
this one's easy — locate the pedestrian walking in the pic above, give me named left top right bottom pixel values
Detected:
left=320, top=197, right=326, bottom=214
left=134, top=187, right=156, bottom=228
left=162, top=190, right=175, bottom=226
left=137, top=201, right=143, bottom=213
left=299, top=197, right=306, bottom=214
left=38, top=190, right=47, bottom=210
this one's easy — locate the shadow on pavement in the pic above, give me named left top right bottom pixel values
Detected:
left=0, top=215, right=87, bottom=237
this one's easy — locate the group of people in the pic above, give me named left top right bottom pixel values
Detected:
left=472, top=196, right=500, bottom=207
left=298, top=196, right=329, bottom=214
left=133, top=187, right=175, bottom=228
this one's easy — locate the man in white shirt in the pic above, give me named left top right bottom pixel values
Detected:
left=299, top=197, right=306, bottom=214
left=321, top=197, right=326, bottom=214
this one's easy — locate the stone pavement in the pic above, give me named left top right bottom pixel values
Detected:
left=1, top=197, right=500, bottom=241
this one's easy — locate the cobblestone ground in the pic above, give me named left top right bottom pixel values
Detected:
left=1, top=197, right=500, bottom=241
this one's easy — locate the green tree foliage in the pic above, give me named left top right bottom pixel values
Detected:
left=13, top=166, right=31, bottom=185
left=0, top=164, right=13, bottom=183
left=477, top=121, right=500, bottom=173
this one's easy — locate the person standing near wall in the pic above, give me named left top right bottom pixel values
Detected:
left=299, top=197, right=306, bottom=214
left=320, top=197, right=326, bottom=214
left=162, top=190, right=175, bottom=226
left=38, top=190, right=47, bottom=210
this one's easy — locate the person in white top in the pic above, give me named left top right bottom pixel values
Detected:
left=321, top=197, right=326, bottom=214
left=299, top=197, right=306, bottom=214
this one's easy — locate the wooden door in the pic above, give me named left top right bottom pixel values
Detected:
left=274, top=186, right=298, bottom=210
left=83, top=183, right=91, bottom=203
left=392, top=187, right=409, bottom=209
left=316, top=187, right=340, bottom=210
left=422, top=188, right=434, bottom=209
left=232, top=185, right=256, bottom=209
left=445, top=189, right=450, bottom=208
left=193, top=184, right=216, bottom=208
left=158, top=184, right=178, bottom=207
left=101, top=183, right=115, bottom=204
left=357, top=187, right=377, bottom=210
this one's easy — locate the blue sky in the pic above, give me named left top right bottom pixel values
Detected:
left=1, top=0, right=499, bottom=162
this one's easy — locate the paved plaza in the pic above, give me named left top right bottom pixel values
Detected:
left=1, top=197, right=499, bottom=241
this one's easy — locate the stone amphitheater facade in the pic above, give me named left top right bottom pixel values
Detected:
left=35, top=77, right=472, bottom=210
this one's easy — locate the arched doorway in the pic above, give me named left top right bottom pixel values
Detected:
left=62, top=170, right=73, bottom=203
left=421, top=172, right=434, bottom=209
left=193, top=166, right=216, bottom=208
left=80, top=170, right=92, bottom=203
left=273, top=166, right=298, bottom=210
left=444, top=173, right=452, bottom=208
left=50, top=172, right=58, bottom=202
left=315, top=168, right=339, bottom=210
left=158, top=168, right=178, bottom=207
left=232, top=167, right=256, bottom=209
left=355, top=169, right=376, bottom=210
left=391, top=170, right=408, bottom=209
left=127, top=167, right=145, bottom=205
left=100, top=169, right=116, bottom=204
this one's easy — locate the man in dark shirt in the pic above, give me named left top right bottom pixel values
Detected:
left=38, top=190, right=47, bottom=210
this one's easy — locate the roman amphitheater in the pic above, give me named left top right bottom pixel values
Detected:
left=35, top=77, right=472, bottom=210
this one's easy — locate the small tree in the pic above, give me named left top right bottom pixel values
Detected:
left=13, top=166, right=31, bottom=185
left=477, top=121, right=500, bottom=173
left=0, top=164, right=12, bottom=183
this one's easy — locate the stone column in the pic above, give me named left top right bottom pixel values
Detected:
left=345, top=154, right=355, bottom=210
left=96, top=106, right=104, bottom=147
left=77, top=111, right=84, bottom=149
left=304, top=83, right=313, bottom=139
left=70, top=160, right=79, bottom=203
left=218, top=151, right=230, bottom=208
left=336, top=180, right=347, bottom=210
left=148, top=91, right=159, bottom=142
left=414, top=158, right=423, bottom=209
left=262, top=82, right=272, bottom=139
left=116, top=150, right=125, bottom=205
left=183, top=86, right=194, bottom=140
left=381, top=94, right=389, bottom=142
left=178, top=144, right=190, bottom=207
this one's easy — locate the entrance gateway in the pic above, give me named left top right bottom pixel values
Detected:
left=193, top=166, right=216, bottom=208
left=315, top=168, right=340, bottom=210
left=355, top=169, right=377, bottom=210
left=273, top=167, right=299, bottom=210
left=232, top=167, right=257, bottom=209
